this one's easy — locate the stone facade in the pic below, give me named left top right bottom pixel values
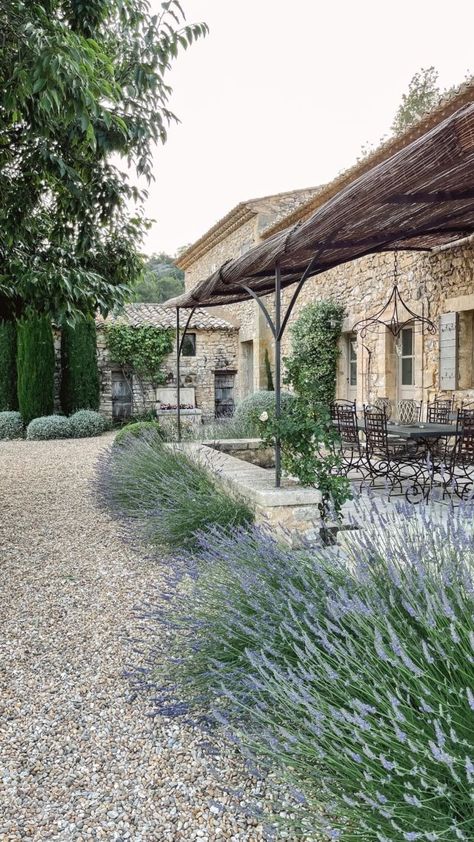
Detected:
left=179, top=205, right=474, bottom=414
left=97, top=323, right=238, bottom=422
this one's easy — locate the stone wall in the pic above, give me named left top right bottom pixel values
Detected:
left=184, top=216, right=277, bottom=399
left=97, top=326, right=238, bottom=422
left=189, top=227, right=474, bottom=410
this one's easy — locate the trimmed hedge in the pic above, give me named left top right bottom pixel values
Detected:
left=60, top=318, right=100, bottom=414
left=27, top=415, right=72, bottom=440
left=69, top=409, right=107, bottom=438
left=17, top=315, right=55, bottom=425
left=0, top=321, right=18, bottom=411
left=234, top=389, right=294, bottom=433
left=114, top=420, right=163, bottom=446
left=0, top=411, right=23, bottom=439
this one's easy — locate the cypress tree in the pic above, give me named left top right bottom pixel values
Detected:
left=17, top=315, right=55, bottom=424
left=0, top=320, right=18, bottom=410
left=60, top=317, right=100, bottom=414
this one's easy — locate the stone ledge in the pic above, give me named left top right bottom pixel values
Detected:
left=177, top=442, right=322, bottom=509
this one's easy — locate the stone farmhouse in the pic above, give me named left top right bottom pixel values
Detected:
left=96, top=303, right=238, bottom=422
left=176, top=83, right=474, bottom=414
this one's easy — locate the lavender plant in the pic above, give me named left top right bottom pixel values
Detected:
left=145, top=502, right=474, bottom=840
left=95, top=434, right=253, bottom=549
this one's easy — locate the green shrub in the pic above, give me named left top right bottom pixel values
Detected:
left=27, top=415, right=72, bottom=440
left=95, top=435, right=253, bottom=549
left=0, top=321, right=18, bottom=410
left=60, top=317, right=100, bottom=414
left=114, top=420, right=163, bottom=446
left=69, top=409, right=107, bottom=438
left=285, top=300, right=345, bottom=406
left=17, top=315, right=55, bottom=425
left=0, top=411, right=23, bottom=439
left=233, top=389, right=294, bottom=434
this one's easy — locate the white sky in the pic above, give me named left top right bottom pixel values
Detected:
left=142, top=0, right=474, bottom=257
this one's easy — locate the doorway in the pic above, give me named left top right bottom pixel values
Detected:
left=346, top=333, right=358, bottom=401
left=215, top=371, right=236, bottom=418
left=397, top=325, right=415, bottom=400
left=111, top=370, right=133, bottom=421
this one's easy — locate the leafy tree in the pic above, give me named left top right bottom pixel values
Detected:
left=60, top=317, right=100, bottom=413
left=130, top=253, right=185, bottom=302
left=17, top=315, right=55, bottom=424
left=0, top=321, right=18, bottom=410
left=0, top=2, right=207, bottom=323
left=391, top=67, right=442, bottom=135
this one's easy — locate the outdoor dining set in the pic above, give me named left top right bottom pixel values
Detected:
left=330, top=396, right=474, bottom=503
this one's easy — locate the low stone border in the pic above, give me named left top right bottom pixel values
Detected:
left=177, top=440, right=323, bottom=545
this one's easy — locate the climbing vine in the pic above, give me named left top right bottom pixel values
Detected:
left=105, top=324, right=174, bottom=388
left=284, top=300, right=345, bottom=406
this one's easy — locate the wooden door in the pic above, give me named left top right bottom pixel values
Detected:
left=111, top=370, right=133, bottom=421
left=215, top=372, right=235, bottom=418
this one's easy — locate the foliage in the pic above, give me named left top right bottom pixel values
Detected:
left=264, top=348, right=274, bottom=392
left=26, top=414, right=72, bottom=440
left=144, top=503, right=474, bottom=840
left=0, top=2, right=207, bottom=321
left=60, top=317, right=100, bottom=413
left=114, top=420, right=163, bottom=446
left=391, top=67, right=442, bottom=135
left=105, top=324, right=174, bottom=387
left=0, top=411, right=23, bottom=439
left=0, top=321, right=18, bottom=410
left=197, top=416, right=260, bottom=442
left=285, top=301, right=344, bottom=407
left=95, top=434, right=253, bottom=550
left=259, top=398, right=351, bottom=522
left=17, top=314, right=55, bottom=425
left=69, top=409, right=107, bottom=438
left=234, top=389, right=294, bottom=435
left=129, top=253, right=185, bottom=303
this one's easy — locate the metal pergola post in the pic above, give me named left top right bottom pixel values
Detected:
left=176, top=305, right=197, bottom=443
left=274, top=261, right=282, bottom=487
left=176, top=307, right=181, bottom=442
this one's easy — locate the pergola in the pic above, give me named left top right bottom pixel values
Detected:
left=168, top=100, right=474, bottom=487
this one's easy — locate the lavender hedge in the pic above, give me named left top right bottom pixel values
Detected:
left=144, top=503, right=474, bottom=840
left=95, top=433, right=253, bottom=549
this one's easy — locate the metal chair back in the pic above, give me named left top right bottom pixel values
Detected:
left=364, top=405, right=388, bottom=454
left=454, top=408, right=474, bottom=465
left=374, top=396, right=392, bottom=420
left=427, top=400, right=452, bottom=423
left=397, top=399, right=422, bottom=424
left=332, top=401, right=359, bottom=446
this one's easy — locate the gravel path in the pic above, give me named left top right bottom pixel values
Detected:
left=0, top=435, right=279, bottom=842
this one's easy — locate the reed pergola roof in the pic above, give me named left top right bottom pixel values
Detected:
left=167, top=101, right=474, bottom=309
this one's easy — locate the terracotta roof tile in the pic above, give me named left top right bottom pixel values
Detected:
left=97, top=303, right=237, bottom=331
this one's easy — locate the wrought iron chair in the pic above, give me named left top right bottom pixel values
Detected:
left=447, top=408, right=474, bottom=500
left=363, top=405, right=424, bottom=500
left=373, top=396, right=392, bottom=420
left=427, top=397, right=454, bottom=423
left=396, top=399, right=422, bottom=425
left=330, top=401, right=368, bottom=478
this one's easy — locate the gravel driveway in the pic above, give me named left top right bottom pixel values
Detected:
left=0, top=435, right=273, bottom=842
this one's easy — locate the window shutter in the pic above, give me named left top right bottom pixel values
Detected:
left=439, top=312, right=458, bottom=390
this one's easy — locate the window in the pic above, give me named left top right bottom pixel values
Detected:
left=181, top=333, right=196, bottom=357
left=349, top=334, right=357, bottom=386
left=400, top=326, right=414, bottom=386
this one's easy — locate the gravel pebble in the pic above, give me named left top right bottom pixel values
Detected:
left=0, top=435, right=304, bottom=841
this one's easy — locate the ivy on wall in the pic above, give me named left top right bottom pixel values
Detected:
left=285, top=300, right=345, bottom=407
left=105, top=324, right=174, bottom=388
